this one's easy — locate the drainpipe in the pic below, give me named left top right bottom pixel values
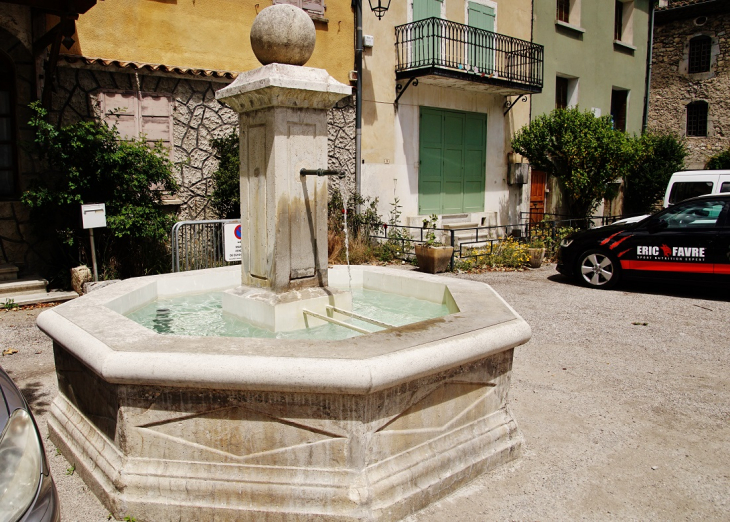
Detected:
left=355, top=0, right=363, bottom=212
left=642, top=0, right=656, bottom=133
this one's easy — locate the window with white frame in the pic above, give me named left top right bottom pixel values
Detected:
left=614, top=0, right=634, bottom=45
left=556, top=75, right=578, bottom=109
left=556, top=0, right=581, bottom=27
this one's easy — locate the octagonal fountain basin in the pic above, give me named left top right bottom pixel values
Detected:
left=38, top=265, right=530, bottom=521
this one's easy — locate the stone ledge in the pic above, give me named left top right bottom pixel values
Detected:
left=37, top=266, right=531, bottom=394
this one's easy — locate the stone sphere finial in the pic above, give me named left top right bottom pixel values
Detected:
left=250, top=5, right=316, bottom=66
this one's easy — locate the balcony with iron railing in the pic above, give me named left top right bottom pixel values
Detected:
left=395, top=18, right=544, bottom=95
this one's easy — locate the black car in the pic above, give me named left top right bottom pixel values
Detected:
left=0, top=365, right=60, bottom=522
left=557, top=194, right=730, bottom=289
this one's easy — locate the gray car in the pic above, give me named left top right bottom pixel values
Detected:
left=0, top=365, right=60, bottom=522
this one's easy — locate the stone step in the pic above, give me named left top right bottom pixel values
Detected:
left=0, top=264, right=19, bottom=281
left=0, top=277, right=48, bottom=297
left=0, top=290, right=78, bottom=307
left=441, top=221, right=480, bottom=230
left=439, top=213, right=469, bottom=226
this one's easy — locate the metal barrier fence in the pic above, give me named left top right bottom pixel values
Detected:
left=171, top=219, right=240, bottom=273
left=171, top=213, right=631, bottom=273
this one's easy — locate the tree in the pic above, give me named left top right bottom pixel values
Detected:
left=705, top=146, right=730, bottom=170
left=623, top=133, right=687, bottom=215
left=210, top=131, right=241, bottom=219
left=22, top=102, right=179, bottom=284
left=512, top=107, right=633, bottom=219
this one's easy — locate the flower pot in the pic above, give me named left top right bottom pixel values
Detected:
left=527, top=247, right=545, bottom=268
left=415, top=244, right=454, bottom=274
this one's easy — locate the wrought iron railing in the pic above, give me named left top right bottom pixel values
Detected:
left=171, top=219, right=241, bottom=272
left=395, top=18, right=543, bottom=90
left=367, top=213, right=630, bottom=270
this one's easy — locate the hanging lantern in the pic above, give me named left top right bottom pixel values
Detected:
left=368, top=0, right=391, bottom=20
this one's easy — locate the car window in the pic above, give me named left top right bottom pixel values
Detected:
left=660, top=200, right=727, bottom=229
left=720, top=181, right=730, bottom=193
left=668, top=181, right=714, bottom=204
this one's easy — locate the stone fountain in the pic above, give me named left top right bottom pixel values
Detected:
left=37, top=5, right=531, bottom=521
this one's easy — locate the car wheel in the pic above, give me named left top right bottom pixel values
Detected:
left=577, top=249, right=621, bottom=289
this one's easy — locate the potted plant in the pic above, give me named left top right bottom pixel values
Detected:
left=526, top=237, right=546, bottom=268
left=415, top=214, right=454, bottom=274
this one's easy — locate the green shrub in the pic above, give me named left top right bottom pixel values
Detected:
left=705, top=147, right=730, bottom=170
left=327, top=189, right=383, bottom=264
left=624, top=133, right=687, bottom=214
left=210, top=131, right=240, bottom=219
left=460, top=237, right=530, bottom=269
left=21, top=102, right=178, bottom=285
left=512, top=107, right=633, bottom=220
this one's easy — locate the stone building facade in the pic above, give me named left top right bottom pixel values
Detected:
left=0, top=0, right=355, bottom=277
left=51, top=62, right=356, bottom=222
left=648, top=0, right=730, bottom=169
left=51, top=62, right=238, bottom=221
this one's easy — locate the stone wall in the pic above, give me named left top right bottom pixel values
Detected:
left=52, top=66, right=357, bottom=220
left=327, top=95, right=356, bottom=202
left=0, top=21, right=41, bottom=269
left=0, top=63, right=355, bottom=274
left=51, top=66, right=239, bottom=221
left=648, top=12, right=730, bottom=169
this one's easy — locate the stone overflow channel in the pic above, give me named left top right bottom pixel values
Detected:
left=35, top=5, right=531, bottom=521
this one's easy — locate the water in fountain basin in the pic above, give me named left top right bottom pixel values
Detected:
left=126, top=286, right=450, bottom=340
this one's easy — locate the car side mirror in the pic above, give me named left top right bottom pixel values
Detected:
left=647, top=218, right=668, bottom=234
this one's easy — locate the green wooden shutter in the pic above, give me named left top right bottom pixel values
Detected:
left=468, top=2, right=495, bottom=73
left=442, top=112, right=465, bottom=214
left=413, top=0, right=443, bottom=66
left=419, top=108, right=444, bottom=215
left=413, top=0, right=442, bottom=21
left=419, top=107, right=486, bottom=215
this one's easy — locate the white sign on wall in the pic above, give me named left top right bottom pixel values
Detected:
left=224, top=223, right=242, bottom=262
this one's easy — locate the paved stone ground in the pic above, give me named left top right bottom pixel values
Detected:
left=1, top=264, right=728, bottom=521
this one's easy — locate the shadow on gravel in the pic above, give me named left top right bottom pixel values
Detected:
left=547, top=273, right=730, bottom=302
left=19, top=381, right=51, bottom=415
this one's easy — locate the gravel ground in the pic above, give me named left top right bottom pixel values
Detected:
left=1, top=264, right=729, bottom=521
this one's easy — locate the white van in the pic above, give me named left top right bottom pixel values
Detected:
left=664, top=170, right=730, bottom=207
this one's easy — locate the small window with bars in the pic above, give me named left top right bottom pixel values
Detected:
left=688, top=35, right=712, bottom=74
left=556, top=0, right=570, bottom=23
left=686, top=101, right=708, bottom=137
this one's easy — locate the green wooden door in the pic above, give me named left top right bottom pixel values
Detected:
left=419, top=107, right=486, bottom=215
left=468, top=2, right=495, bottom=73
left=413, top=0, right=443, bottom=66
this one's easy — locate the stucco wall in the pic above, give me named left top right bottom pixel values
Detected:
left=60, top=0, right=355, bottom=85
left=648, top=13, right=730, bottom=169
left=361, top=0, right=533, bottom=226
left=532, top=0, right=651, bottom=135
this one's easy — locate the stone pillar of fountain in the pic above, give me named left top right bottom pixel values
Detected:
left=215, top=5, right=352, bottom=332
